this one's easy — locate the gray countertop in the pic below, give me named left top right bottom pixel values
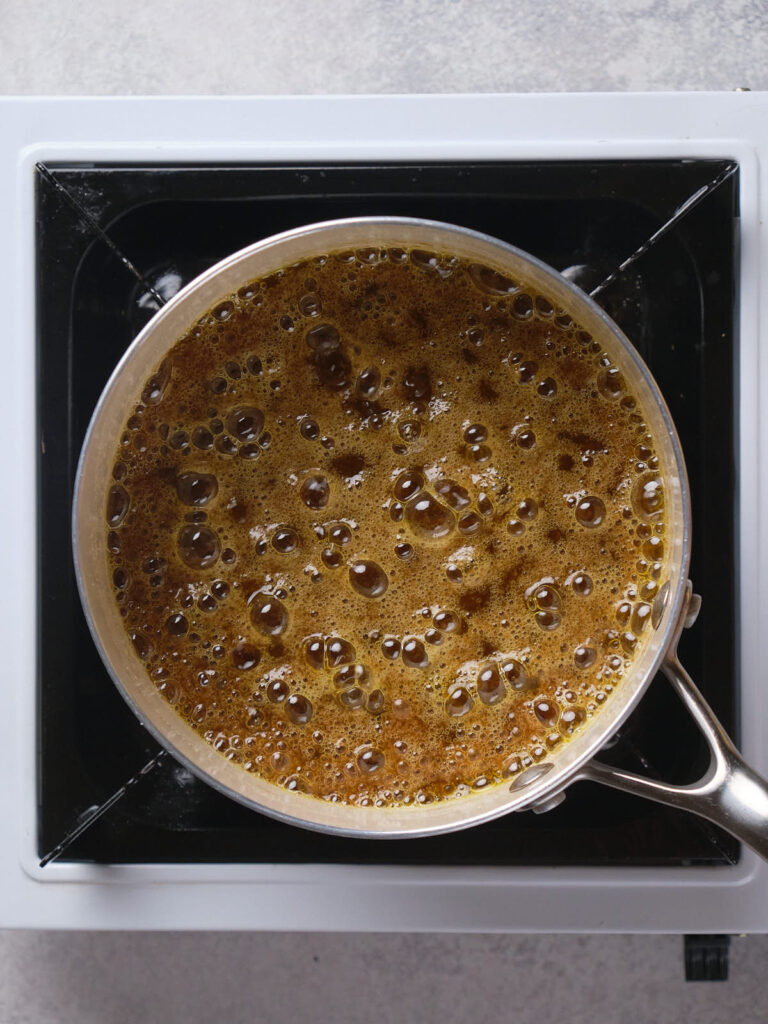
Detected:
left=2, top=0, right=767, bottom=95
left=2, top=0, right=768, bottom=1021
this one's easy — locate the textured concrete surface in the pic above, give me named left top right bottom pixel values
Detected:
left=1, top=0, right=767, bottom=95
left=3, top=1, right=768, bottom=1021
left=0, top=931, right=767, bottom=1024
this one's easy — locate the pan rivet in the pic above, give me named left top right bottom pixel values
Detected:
left=508, top=762, right=553, bottom=792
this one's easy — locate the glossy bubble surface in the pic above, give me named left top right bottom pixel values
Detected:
left=106, top=246, right=669, bottom=808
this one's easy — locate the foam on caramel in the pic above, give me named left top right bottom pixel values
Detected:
left=106, top=248, right=667, bottom=806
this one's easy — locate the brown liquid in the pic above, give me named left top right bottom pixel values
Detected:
left=106, top=248, right=667, bottom=806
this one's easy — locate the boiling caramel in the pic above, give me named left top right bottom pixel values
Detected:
left=105, top=248, right=667, bottom=806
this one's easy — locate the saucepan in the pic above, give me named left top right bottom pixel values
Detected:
left=72, top=217, right=768, bottom=858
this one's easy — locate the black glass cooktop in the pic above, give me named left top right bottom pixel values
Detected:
left=36, top=159, right=739, bottom=866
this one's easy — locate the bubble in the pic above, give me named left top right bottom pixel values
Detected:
left=306, top=323, right=340, bottom=354
left=382, top=637, right=401, bottom=660
left=425, top=628, right=442, bottom=645
left=300, top=474, right=330, bottom=509
left=621, top=632, right=638, bottom=655
left=316, top=349, right=352, bottom=389
left=512, top=294, right=534, bottom=320
left=517, top=497, right=538, bottom=522
left=616, top=601, right=632, bottom=626
left=250, top=593, right=289, bottom=635
left=112, top=567, right=129, bottom=589
left=395, top=542, right=413, bottom=561
left=142, top=555, right=165, bottom=577
left=267, top=679, right=289, bottom=703
left=177, top=525, right=220, bottom=569
left=349, top=560, right=388, bottom=599
left=165, top=613, right=188, bottom=636
left=216, top=435, right=238, bottom=456
left=130, top=631, right=152, bottom=660
left=507, top=519, right=525, bottom=536
left=390, top=502, right=404, bottom=522
left=334, top=663, right=370, bottom=688
left=500, top=659, right=529, bottom=690
left=339, top=686, right=366, bottom=710
left=568, top=571, right=593, bottom=595
left=141, top=361, right=171, bottom=405
left=326, top=636, right=356, bottom=667
left=575, top=496, right=606, bottom=528
left=357, top=747, right=385, bottom=773
left=433, top=609, right=460, bottom=633
left=434, top=479, right=470, bottom=511
left=517, top=360, right=538, bottom=384
left=191, top=426, right=214, bottom=450
left=402, top=638, right=428, bottom=669
left=643, top=535, right=664, bottom=559
left=212, top=300, right=235, bottom=322
left=467, top=443, right=491, bottom=463
left=535, top=610, right=561, bottom=630
left=210, top=377, right=227, bottom=395
left=598, top=367, right=624, bottom=399
left=226, top=406, right=264, bottom=443
left=300, top=417, right=320, bottom=441
left=458, top=511, right=483, bottom=535
left=477, top=493, right=494, bottom=517
left=176, top=472, right=218, bottom=507
left=446, top=686, right=473, bottom=716
left=446, top=564, right=463, bottom=583
left=632, top=602, right=653, bottom=634
left=402, top=366, right=432, bottom=402
left=560, top=707, right=586, bottom=734
left=298, top=293, right=322, bottom=318
left=106, top=484, right=129, bottom=527
left=272, top=527, right=299, bottom=553
left=232, top=642, right=261, bottom=670
left=463, top=423, right=488, bottom=444
left=322, top=546, right=343, bottom=569
left=537, top=377, right=557, bottom=398
left=286, top=694, right=313, bottom=725
left=393, top=470, right=425, bottom=502
left=328, top=522, right=352, bottom=545
left=515, top=428, right=536, bottom=450
left=633, top=474, right=664, bottom=518
left=477, top=662, right=506, bottom=705
left=534, top=584, right=560, bottom=610
left=398, top=420, right=422, bottom=443
left=405, top=493, right=456, bottom=540
left=574, top=645, right=596, bottom=669
left=640, top=580, right=658, bottom=600
left=534, top=698, right=559, bottom=726
left=304, top=635, right=325, bottom=670
left=467, top=263, right=518, bottom=295
left=356, top=366, right=381, bottom=398
left=367, top=689, right=385, bottom=715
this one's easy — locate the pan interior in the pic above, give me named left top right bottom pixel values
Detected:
left=73, top=217, right=690, bottom=837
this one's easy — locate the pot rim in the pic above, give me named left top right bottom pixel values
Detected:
left=72, top=216, right=692, bottom=838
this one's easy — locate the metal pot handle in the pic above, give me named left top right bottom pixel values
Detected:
left=578, top=593, right=768, bottom=861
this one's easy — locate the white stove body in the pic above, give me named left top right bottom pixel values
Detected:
left=2, top=93, right=767, bottom=932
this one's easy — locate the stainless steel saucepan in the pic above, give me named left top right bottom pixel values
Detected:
left=72, top=217, right=768, bottom=858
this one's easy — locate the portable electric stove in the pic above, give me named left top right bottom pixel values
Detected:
left=1, top=94, right=767, bottom=935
